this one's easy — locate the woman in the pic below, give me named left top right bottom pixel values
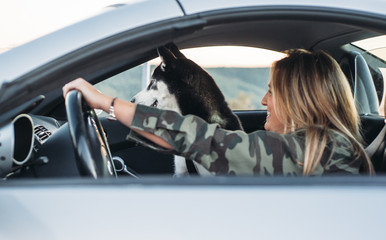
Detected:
left=63, top=49, right=374, bottom=176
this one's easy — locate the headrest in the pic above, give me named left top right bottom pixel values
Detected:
left=340, top=51, right=379, bottom=115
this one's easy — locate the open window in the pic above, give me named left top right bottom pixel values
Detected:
left=95, top=46, right=284, bottom=112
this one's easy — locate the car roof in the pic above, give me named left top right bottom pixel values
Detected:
left=180, top=0, right=386, bottom=16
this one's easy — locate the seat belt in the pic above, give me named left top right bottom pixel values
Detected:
left=365, top=99, right=386, bottom=171
left=365, top=123, right=386, bottom=157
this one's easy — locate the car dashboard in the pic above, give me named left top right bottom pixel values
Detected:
left=0, top=112, right=64, bottom=179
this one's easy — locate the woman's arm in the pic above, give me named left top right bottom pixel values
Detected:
left=62, top=78, right=173, bottom=150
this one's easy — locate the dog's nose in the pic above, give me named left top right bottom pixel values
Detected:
left=130, top=97, right=135, bottom=103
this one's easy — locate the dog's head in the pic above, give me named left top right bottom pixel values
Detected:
left=131, top=43, right=208, bottom=113
left=131, top=43, right=243, bottom=131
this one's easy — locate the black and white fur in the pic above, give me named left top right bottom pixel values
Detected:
left=131, top=43, right=243, bottom=176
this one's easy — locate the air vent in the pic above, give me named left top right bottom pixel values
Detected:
left=34, top=125, right=52, bottom=142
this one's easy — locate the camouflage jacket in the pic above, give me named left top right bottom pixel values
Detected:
left=128, top=104, right=361, bottom=176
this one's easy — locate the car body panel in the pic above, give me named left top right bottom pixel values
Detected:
left=1, top=178, right=386, bottom=240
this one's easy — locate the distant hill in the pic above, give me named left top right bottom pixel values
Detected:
left=205, top=67, right=270, bottom=109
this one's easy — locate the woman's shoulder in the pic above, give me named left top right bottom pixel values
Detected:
left=291, top=127, right=352, bottom=145
left=327, top=128, right=353, bottom=148
left=289, top=127, right=355, bottom=158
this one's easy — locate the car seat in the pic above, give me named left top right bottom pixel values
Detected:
left=339, top=51, right=379, bottom=115
left=340, top=51, right=385, bottom=173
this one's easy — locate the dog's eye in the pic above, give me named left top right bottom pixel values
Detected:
left=151, top=100, right=158, bottom=108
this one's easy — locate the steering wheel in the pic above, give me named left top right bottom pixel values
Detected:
left=65, top=90, right=117, bottom=179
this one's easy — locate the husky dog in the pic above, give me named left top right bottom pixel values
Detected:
left=131, top=43, right=243, bottom=176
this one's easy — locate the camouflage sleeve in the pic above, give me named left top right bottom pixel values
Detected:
left=128, top=104, right=359, bottom=176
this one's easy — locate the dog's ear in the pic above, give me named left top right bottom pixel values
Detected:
left=157, top=46, right=177, bottom=71
left=165, top=42, right=186, bottom=59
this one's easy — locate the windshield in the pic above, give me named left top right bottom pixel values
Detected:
left=352, top=35, right=386, bottom=62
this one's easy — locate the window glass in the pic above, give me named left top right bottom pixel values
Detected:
left=95, top=65, right=145, bottom=103
left=352, top=35, right=386, bottom=61
left=95, top=46, right=285, bottom=111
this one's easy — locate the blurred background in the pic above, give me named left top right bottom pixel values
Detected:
left=0, top=0, right=127, bottom=53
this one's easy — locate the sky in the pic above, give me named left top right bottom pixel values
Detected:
left=0, top=0, right=285, bottom=67
left=0, top=0, right=124, bottom=53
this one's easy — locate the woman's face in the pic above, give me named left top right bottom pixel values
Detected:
left=261, top=84, right=285, bottom=134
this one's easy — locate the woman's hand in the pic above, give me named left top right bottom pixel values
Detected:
left=62, top=78, right=113, bottom=111
left=62, top=78, right=173, bottom=150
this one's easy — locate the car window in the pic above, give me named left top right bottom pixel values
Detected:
left=351, top=35, right=386, bottom=116
left=95, top=46, right=284, bottom=111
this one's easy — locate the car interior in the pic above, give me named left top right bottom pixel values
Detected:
left=2, top=7, right=386, bottom=179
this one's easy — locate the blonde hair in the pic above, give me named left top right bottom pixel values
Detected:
left=270, top=49, right=374, bottom=175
